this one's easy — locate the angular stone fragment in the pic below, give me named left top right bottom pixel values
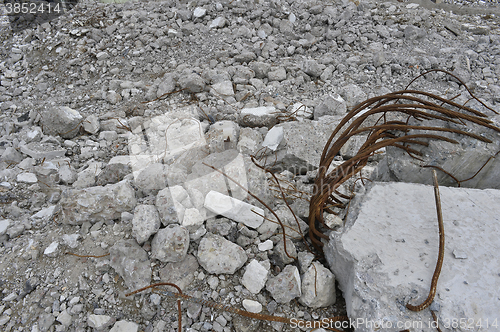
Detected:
left=340, top=84, right=367, bottom=109
left=109, top=320, right=138, bottom=332
left=156, top=185, right=189, bottom=226
left=197, top=233, right=247, bottom=274
left=178, top=73, right=205, bottom=93
left=132, top=204, right=161, bottom=244
left=96, top=163, right=131, bottom=186
left=262, top=126, right=283, bottom=151
left=299, top=262, right=336, bottom=308
left=58, top=180, right=137, bottom=225
left=239, top=106, right=277, bottom=128
left=242, top=299, right=262, bottom=313
left=314, top=93, right=347, bottom=119
left=87, top=314, right=114, bottom=330
left=83, top=114, right=100, bottom=134
left=241, top=259, right=269, bottom=294
left=266, top=265, right=301, bottom=304
left=206, top=121, right=240, bottom=153
left=109, top=240, right=151, bottom=291
left=40, top=106, right=83, bottom=139
left=159, top=254, right=199, bottom=291
left=151, top=225, right=189, bottom=263
left=204, top=191, right=264, bottom=229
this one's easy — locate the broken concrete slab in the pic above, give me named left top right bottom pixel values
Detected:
left=325, top=182, right=500, bottom=332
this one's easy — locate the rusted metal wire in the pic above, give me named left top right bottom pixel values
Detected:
left=406, top=170, right=445, bottom=311
left=126, top=282, right=348, bottom=332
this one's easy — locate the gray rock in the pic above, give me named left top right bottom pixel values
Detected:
left=38, top=312, right=56, bottom=332
left=155, top=185, right=189, bottom=226
left=107, top=91, right=122, bottom=104
left=134, top=163, right=168, bottom=195
left=267, top=67, right=287, bottom=81
left=274, top=238, right=298, bottom=265
left=1, top=147, right=23, bottom=164
left=178, top=73, right=205, bottom=93
left=239, top=106, right=277, bottom=128
left=266, top=265, right=301, bottom=304
left=302, top=59, right=324, bottom=77
left=197, top=233, right=247, bottom=274
left=373, top=128, right=500, bottom=189
left=325, top=182, right=500, bottom=332
left=237, top=128, right=263, bottom=155
left=87, top=314, right=114, bottom=330
left=265, top=118, right=339, bottom=174
left=234, top=52, right=257, bottom=63
left=249, top=62, right=271, bottom=79
left=404, top=25, right=425, bottom=39
left=132, top=204, right=161, bottom=244
left=83, top=114, right=100, bottom=134
left=96, top=163, right=131, bottom=186
left=211, top=81, right=234, bottom=96
left=109, top=240, right=151, bottom=291
left=0, top=219, right=12, bottom=236
left=206, top=121, right=240, bottom=153
left=373, top=52, right=386, bottom=67
left=16, top=172, right=37, bottom=184
left=159, top=254, right=199, bottom=291
left=314, top=93, right=347, bottom=119
left=339, top=135, right=368, bottom=159
left=58, top=180, right=137, bottom=225
left=151, top=224, right=189, bottom=263
left=299, top=261, right=336, bottom=308
left=241, top=259, right=269, bottom=294
left=40, top=106, right=83, bottom=139
left=157, top=73, right=177, bottom=98
left=58, top=163, right=77, bottom=185
left=340, top=84, right=367, bottom=109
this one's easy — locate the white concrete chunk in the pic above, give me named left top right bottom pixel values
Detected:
left=325, top=182, right=500, bottom=332
left=204, top=190, right=264, bottom=229
left=262, top=126, right=283, bottom=151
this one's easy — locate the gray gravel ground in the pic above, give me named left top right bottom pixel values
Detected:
left=0, top=0, right=499, bottom=331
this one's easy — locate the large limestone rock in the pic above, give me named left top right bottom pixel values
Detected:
left=324, top=182, right=500, bottom=332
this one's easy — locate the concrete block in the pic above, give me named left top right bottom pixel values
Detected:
left=325, top=182, right=500, bottom=331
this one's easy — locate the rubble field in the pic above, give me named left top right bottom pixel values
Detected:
left=0, top=0, right=499, bottom=331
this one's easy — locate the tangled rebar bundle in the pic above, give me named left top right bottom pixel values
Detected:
left=308, top=69, right=500, bottom=253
